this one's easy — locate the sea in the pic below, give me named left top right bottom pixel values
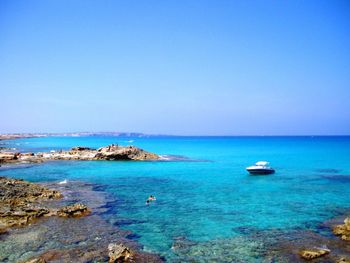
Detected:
left=1, top=136, right=350, bottom=262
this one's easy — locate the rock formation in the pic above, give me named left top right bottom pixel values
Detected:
left=0, top=177, right=89, bottom=232
left=299, top=248, right=330, bottom=260
left=0, top=144, right=159, bottom=165
left=333, top=217, right=350, bottom=241
left=57, top=203, right=91, bottom=218
left=108, top=243, right=133, bottom=262
left=338, top=257, right=350, bottom=263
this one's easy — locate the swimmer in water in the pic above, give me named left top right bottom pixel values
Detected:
left=148, top=195, right=156, bottom=201
left=146, top=195, right=156, bottom=205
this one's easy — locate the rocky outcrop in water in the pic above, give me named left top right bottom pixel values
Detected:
left=108, top=243, right=133, bottom=262
left=333, top=217, right=350, bottom=241
left=0, top=177, right=91, bottom=232
left=299, top=248, right=330, bottom=260
left=0, top=177, right=164, bottom=262
left=23, top=242, right=164, bottom=263
left=0, top=144, right=159, bottom=165
left=57, top=203, right=91, bottom=218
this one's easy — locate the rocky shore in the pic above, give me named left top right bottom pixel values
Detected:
left=0, top=144, right=159, bottom=165
left=0, top=176, right=88, bottom=233
left=0, top=176, right=163, bottom=262
left=295, top=217, right=350, bottom=261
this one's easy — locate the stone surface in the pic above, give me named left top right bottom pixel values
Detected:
left=333, top=217, right=350, bottom=241
left=338, top=257, right=350, bottom=263
left=0, top=226, right=7, bottom=235
left=108, top=243, right=133, bottom=262
left=0, top=152, right=19, bottom=162
left=0, top=144, right=159, bottom=165
left=299, top=248, right=330, bottom=260
left=57, top=203, right=91, bottom=218
left=0, top=177, right=164, bottom=262
left=24, top=258, right=46, bottom=263
left=0, top=177, right=92, bottom=232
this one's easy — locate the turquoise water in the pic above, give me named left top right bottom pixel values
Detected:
left=1, top=136, right=350, bottom=260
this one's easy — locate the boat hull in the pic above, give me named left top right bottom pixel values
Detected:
left=246, top=168, right=275, bottom=175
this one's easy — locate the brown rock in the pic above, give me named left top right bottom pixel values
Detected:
left=333, top=217, right=350, bottom=241
left=24, top=258, right=46, bottom=263
left=0, top=144, right=159, bottom=164
left=299, top=248, right=330, bottom=260
left=0, top=177, right=62, bottom=229
left=71, top=146, right=93, bottom=151
left=0, top=226, right=7, bottom=235
left=338, top=257, right=350, bottom=263
left=20, top=152, right=35, bottom=157
left=108, top=243, right=133, bottom=262
left=57, top=203, right=91, bottom=218
left=95, top=145, right=159, bottom=161
left=0, top=152, right=19, bottom=163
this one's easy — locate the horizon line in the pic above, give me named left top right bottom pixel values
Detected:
left=0, top=132, right=350, bottom=137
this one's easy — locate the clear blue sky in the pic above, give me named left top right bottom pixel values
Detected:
left=1, top=0, right=349, bottom=135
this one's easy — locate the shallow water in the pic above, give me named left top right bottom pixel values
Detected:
left=1, top=136, right=350, bottom=261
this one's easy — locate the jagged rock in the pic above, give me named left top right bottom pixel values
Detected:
left=299, top=248, right=330, bottom=260
left=1, top=206, right=51, bottom=227
left=0, top=145, right=159, bottom=164
left=95, top=145, right=159, bottom=161
left=24, top=258, right=46, bottom=263
left=57, top=203, right=91, bottom=218
left=108, top=243, right=133, bottom=262
left=0, top=177, right=62, bottom=232
left=0, top=176, right=91, bottom=234
left=338, top=257, right=350, bottom=263
left=0, top=152, right=19, bottom=163
left=20, top=152, right=35, bottom=156
left=0, top=177, right=63, bottom=230
left=71, top=146, right=93, bottom=151
left=0, top=226, right=7, bottom=235
left=0, top=177, right=62, bottom=203
left=333, top=217, right=350, bottom=241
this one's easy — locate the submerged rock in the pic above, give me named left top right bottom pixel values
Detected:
left=108, top=243, right=133, bottom=262
left=299, top=248, right=330, bottom=260
left=333, top=217, right=350, bottom=241
left=0, top=177, right=164, bottom=262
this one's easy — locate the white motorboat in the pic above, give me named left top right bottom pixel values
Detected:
left=246, top=161, right=275, bottom=175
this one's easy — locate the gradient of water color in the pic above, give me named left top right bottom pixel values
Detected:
left=1, top=136, right=350, bottom=260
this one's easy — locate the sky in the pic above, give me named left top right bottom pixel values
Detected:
left=0, top=0, right=349, bottom=135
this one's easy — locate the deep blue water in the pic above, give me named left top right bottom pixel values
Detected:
left=1, top=136, right=350, bottom=260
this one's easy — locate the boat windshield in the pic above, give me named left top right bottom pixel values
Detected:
left=255, top=161, right=269, bottom=166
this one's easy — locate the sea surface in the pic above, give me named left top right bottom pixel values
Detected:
left=1, top=136, right=350, bottom=261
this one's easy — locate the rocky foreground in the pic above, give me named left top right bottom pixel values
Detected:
left=0, top=176, right=163, bottom=263
left=0, top=177, right=90, bottom=234
left=294, top=216, right=350, bottom=262
left=0, top=144, right=159, bottom=165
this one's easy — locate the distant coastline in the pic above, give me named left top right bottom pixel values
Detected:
left=0, top=132, right=349, bottom=141
left=0, top=132, right=152, bottom=141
